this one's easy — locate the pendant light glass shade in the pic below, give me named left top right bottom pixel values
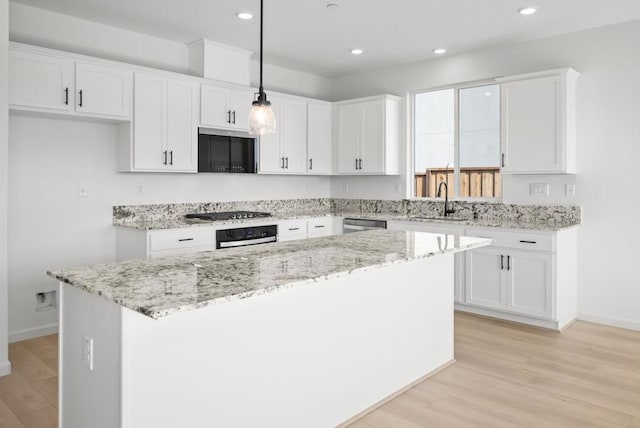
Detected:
left=249, top=98, right=276, bottom=135
left=249, top=0, right=276, bottom=136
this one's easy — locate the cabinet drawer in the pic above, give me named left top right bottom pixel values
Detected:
left=308, top=217, right=333, bottom=236
left=278, top=219, right=308, bottom=238
left=149, top=228, right=214, bottom=252
left=465, top=228, right=554, bottom=252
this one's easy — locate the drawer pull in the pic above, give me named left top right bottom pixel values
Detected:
left=314, top=225, right=325, bottom=228
left=178, top=238, right=194, bottom=242
left=519, top=240, right=537, bottom=244
left=288, top=227, right=300, bottom=231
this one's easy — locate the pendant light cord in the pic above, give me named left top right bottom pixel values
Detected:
left=259, top=0, right=264, bottom=97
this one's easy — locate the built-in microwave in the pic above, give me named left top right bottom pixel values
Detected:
left=198, top=128, right=257, bottom=173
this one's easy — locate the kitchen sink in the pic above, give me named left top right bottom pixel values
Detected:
left=410, top=216, right=468, bottom=222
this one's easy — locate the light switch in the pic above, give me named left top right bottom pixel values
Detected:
left=78, top=184, right=88, bottom=198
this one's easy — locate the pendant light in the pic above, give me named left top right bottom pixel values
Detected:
left=248, top=0, right=276, bottom=135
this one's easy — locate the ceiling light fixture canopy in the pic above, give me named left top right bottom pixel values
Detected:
left=249, top=0, right=276, bottom=136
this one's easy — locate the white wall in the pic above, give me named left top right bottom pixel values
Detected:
left=8, top=114, right=330, bottom=341
left=330, top=21, right=640, bottom=330
left=0, top=0, right=10, bottom=375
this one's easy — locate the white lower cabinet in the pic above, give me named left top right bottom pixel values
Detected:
left=465, top=247, right=507, bottom=310
left=387, top=221, right=576, bottom=330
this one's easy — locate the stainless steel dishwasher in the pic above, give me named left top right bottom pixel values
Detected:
left=342, top=218, right=387, bottom=233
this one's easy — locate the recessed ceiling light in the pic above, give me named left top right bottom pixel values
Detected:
left=237, top=12, right=253, bottom=20
left=484, top=92, right=492, bottom=97
left=433, top=48, right=447, bottom=55
left=326, top=3, right=340, bottom=9
left=518, top=7, right=537, bottom=15
left=350, top=48, right=364, bottom=55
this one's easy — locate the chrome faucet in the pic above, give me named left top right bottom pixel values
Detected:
left=437, top=181, right=456, bottom=217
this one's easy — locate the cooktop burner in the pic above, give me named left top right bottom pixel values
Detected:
left=185, top=211, right=272, bottom=221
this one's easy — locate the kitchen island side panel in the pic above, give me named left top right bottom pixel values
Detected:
left=59, top=284, right=122, bottom=428
left=120, top=254, right=454, bottom=428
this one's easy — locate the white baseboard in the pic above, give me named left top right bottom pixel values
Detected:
left=9, top=323, right=59, bottom=343
left=578, top=313, right=640, bottom=332
left=455, top=304, right=560, bottom=330
left=0, top=360, right=11, bottom=377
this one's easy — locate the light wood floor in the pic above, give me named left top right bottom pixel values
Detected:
left=1, top=313, right=639, bottom=428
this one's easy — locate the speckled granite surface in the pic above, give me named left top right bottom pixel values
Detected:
left=48, top=230, right=491, bottom=319
left=113, top=197, right=581, bottom=231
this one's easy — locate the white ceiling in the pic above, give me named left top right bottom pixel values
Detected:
left=10, top=0, right=640, bottom=77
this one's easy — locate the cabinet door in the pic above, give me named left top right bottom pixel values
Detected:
left=133, top=73, right=166, bottom=171
left=229, top=89, right=254, bottom=131
left=337, top=104, right=360, bottom=173
left=201, top=85, right=230, bottom=128
left=501, top=76, right=563, bottom=173
left=258, top=98, right=283, bottom=173
left=465, top=247, right=506, bottom=310
left=506, top=251, right=553, bottom=318
left=167, top=79, right=199, bottom=172
left=307, top=103, right=332, bottom=174
left=75, top=62, right=132, bottom=118
left=359, top=100, right=385, bottom=174
left=281, top=99, right=308, bottom=174
left=9, top=49, right=74, bottom=112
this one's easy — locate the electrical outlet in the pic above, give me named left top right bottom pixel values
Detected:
left=565, top=184, right=576, bottom=197
left=35, top=291, right=57, bottom=312
left=136, top=184, right=144, bottom=195
left=529, top=183, right=549, bottom=196
left=83, top=336, right=94, bottom=371
left=344, top=183, right=349, bottom=193
left=78, top=184, right=88, bottom=198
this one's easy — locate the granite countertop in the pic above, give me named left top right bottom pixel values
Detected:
left=114, top=211, right=580, bottom=232
left=48, top=230, right=491, bottom=319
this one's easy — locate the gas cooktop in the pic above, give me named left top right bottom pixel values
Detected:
left=185, top=211, right=272, bottom=221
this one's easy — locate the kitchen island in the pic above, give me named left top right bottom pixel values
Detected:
left=48, top=230, right=490, bottom=428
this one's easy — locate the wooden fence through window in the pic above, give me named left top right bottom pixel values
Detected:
left=415, top=167, right=502, bottom=198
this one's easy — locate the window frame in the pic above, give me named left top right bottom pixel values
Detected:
left=409, top=78, right=502, bottom=202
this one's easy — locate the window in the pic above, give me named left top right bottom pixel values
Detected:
left=413, top=83, right=502, bottom=199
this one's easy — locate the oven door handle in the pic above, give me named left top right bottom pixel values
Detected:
left=218, top=236, right=277, bottom=248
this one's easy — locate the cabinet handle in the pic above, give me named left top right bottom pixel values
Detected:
left=355, top=158, right=358, bottom=170
left=500, top=255, right=504, bottom=270
left=314, top=225, right=325, bottom=228
left=163, top=150, right=168, bottom=165
left=64, top=87, right=69, bottom=105
left=281, top=157, right=285, bottom=169
left=78, top=90, right=83, bottom=107
left=178, top=238, right=194, bottom=242
left=232, top=110, right=236, bottom=124
left=285, top=157, right=289, bottom=169
left=169, top=151, right=174, bottom=166
left=501, top=153, right=505, bottom=168
left=519, top=240, right=537, bottom=244
left=359, top=158, right=363, bottom=170
left=309, top=158, right=313, bottom=170
left=507, top=255, right=511, bottom=271
left=288, top=227, right=300, bottom=231
left=227, top=110, right=232, bottom=124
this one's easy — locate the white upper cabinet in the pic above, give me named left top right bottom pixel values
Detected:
left=336, top=95, right=400, bottom=175
left=201, top=84, right=254, bottom=131
left=9, top=49, right=73, bottom=112
left=498, top=68, right=579, bottom=174
left=307, top=102, right=333, bottom=174
left=75, top=62, right=132, bottom=119
left=259, top=96, right=308, bottom=174
left=9, top=45, right=133, bottom=120
left=123, top=72, right=199, bottom=172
